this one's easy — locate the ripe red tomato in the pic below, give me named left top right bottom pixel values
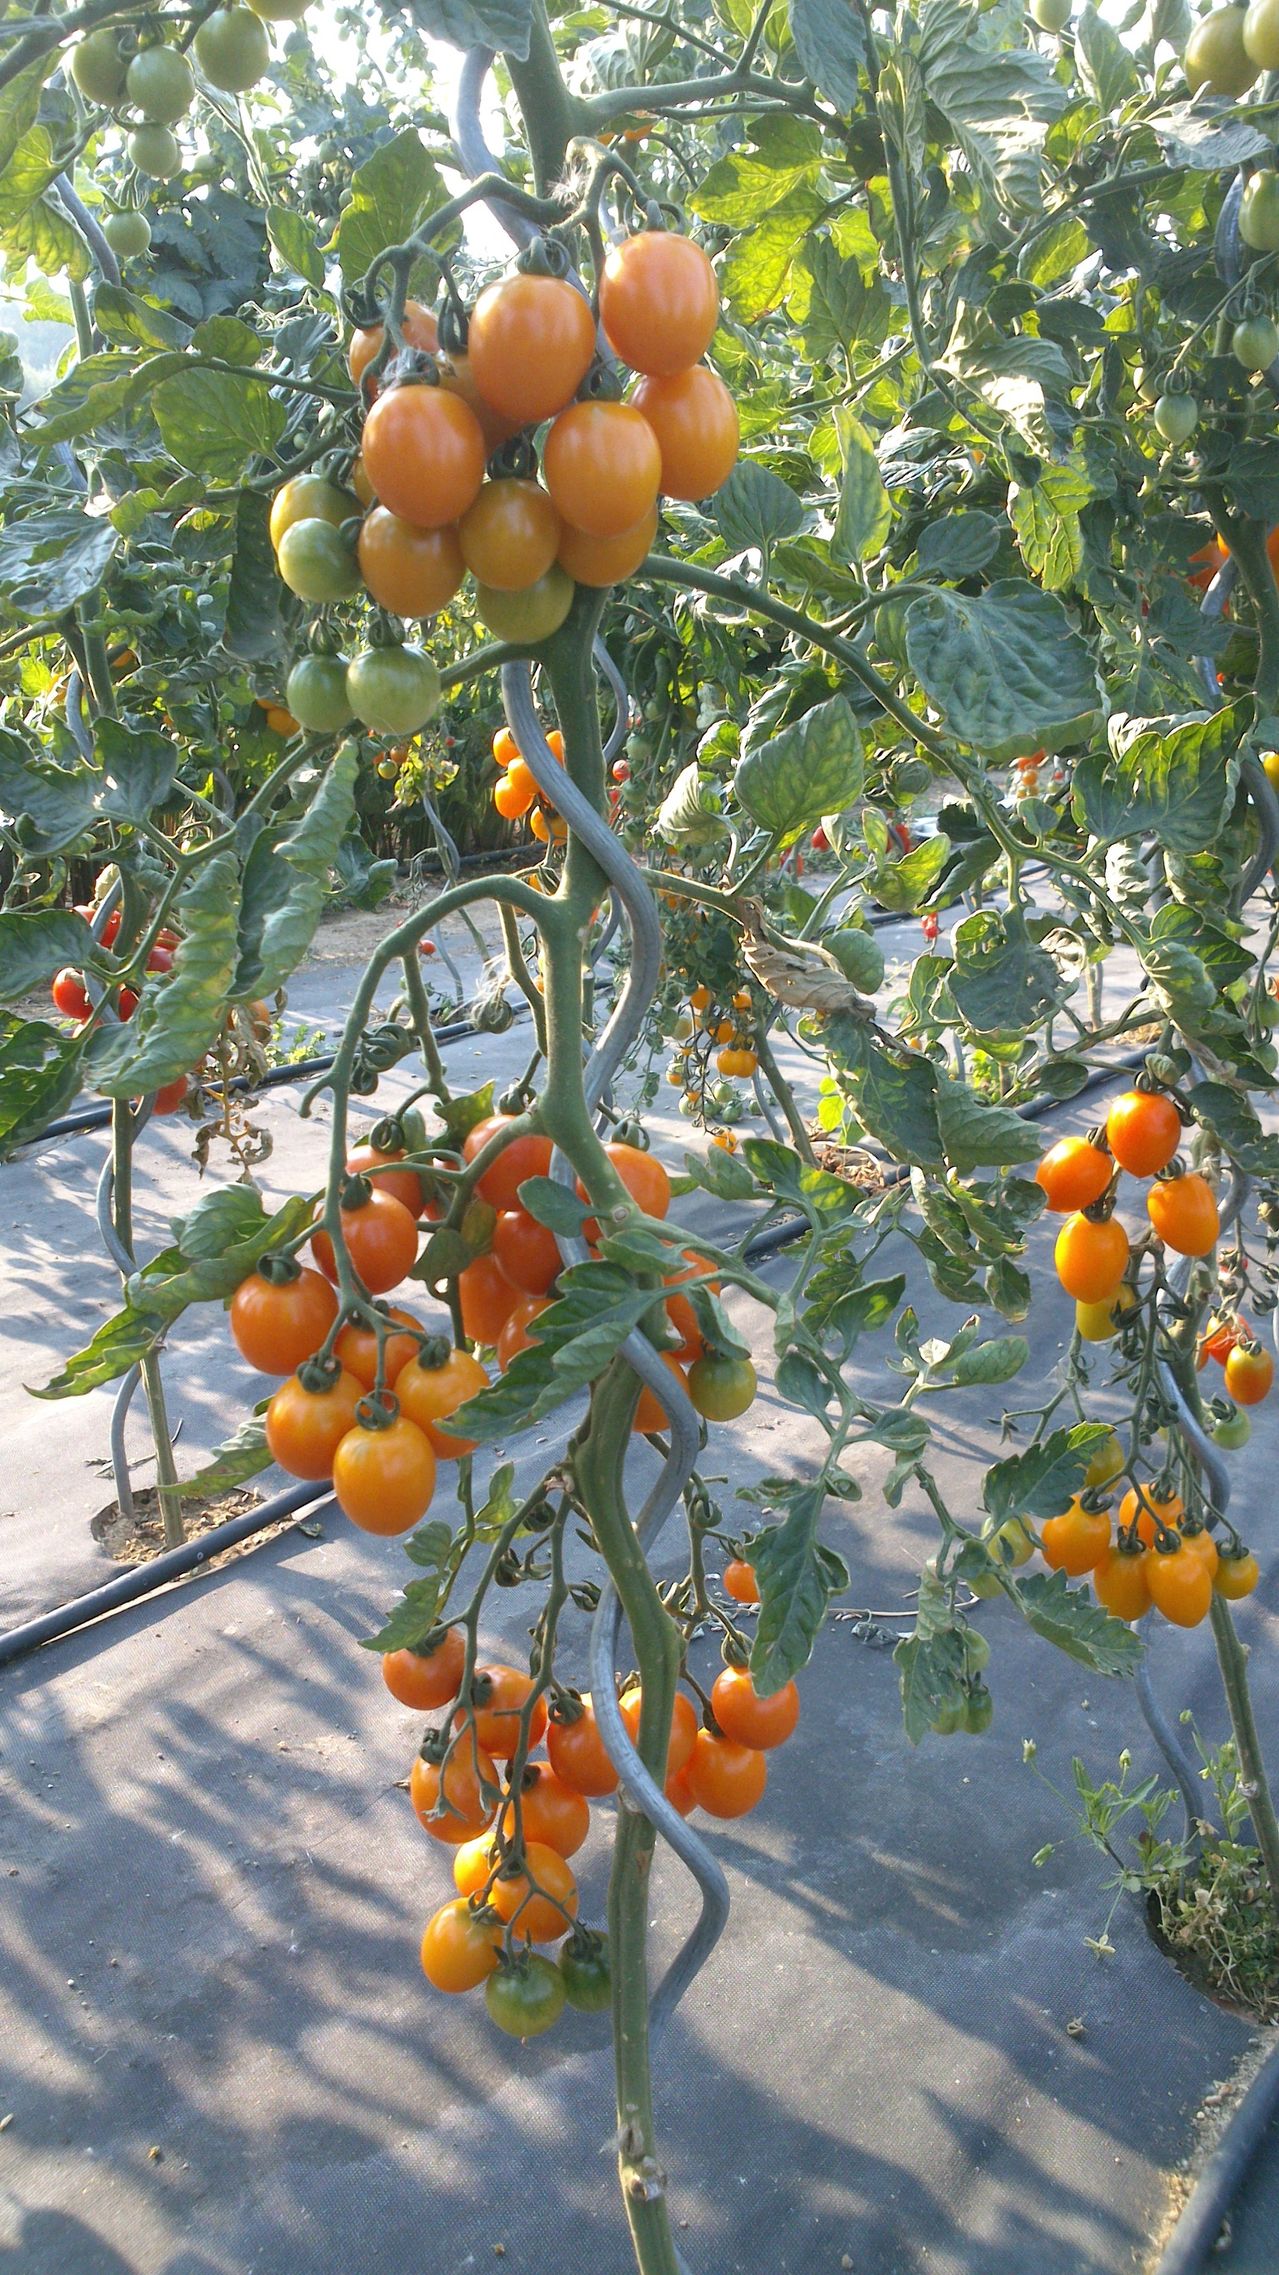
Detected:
left=599, top=230, right=719, bottom=376
left=51, top=967, right=92, bottom=1020
left=663, top=1249, right=719, bottom=1360
left=345, top=1141, right=424, bottom=1217
left=410, top=1742, right=499, bottom=1844
left=265, top=1365, right=364, bottom=1479
left=230, top=1263, right=339, bottom=1374
left=686, top=1729, right=767, bottom=1818
left=1118, top=1484, right=1184, bottom=1549
left=419, top=1897, right=500, bottom=1992
left=457, top=1663, right=548, bottom=1759
left=150, top=1074, right=189, bottom=1115
left=546, top=1694, right=620, bottom=1796
left=395, top=1345, right=489, bottom=1456
left=576, top=1139, right=671, bottom=1239
left=1105, top=1089, right=1182, bottom=1178
left=462, top=1114, right=555, bottom=1211
left=499, top=1760, right=590, bottom=1857
left=458, top=478, right=562, bottom=591
left=710, top=1664, right=799, bottom=1750
left=1035, top=1136, right=1112, bottom=1214
left=618, top=1685, right=697, bottom=1779
left=492, top=1206, right=561, bottom=1295
left=466, top=272, right=596, bottom=427
left=357, top=507, right=465, bottom=618
left=382, top=1627, right=465, bottom=1710
left=1093, top=1548, right=1152, bottom=1623
left=311, top=1187, right=420, bottom=1294
left=1146, top=1172, right=1219, bottom=1258
left=631, top=365, right=739, bottom=500
left=722, top=1558, right=759, bottom=1604
left=543, top=401, right=662, bottom=539
left=1147, top=1543, right=1214, bottom=1627
left=631, top=1354, right=688, bottom=1432
left=496, top=1293, right=550, bottom=1371
left=360, top=381, right=487, bottom=530
left=332, top=1411, right=436, bottom=1535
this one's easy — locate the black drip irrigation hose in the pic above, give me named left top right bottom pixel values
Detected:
left=1153, top=2036, right=1279, bottom=2275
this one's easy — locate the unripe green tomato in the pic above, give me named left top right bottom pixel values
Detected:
left=102, top=210, right=152, bottom=259
left=1084, top=1428, right=1125, bottom=1490
left=1244, top=0, right=1279, bottom=68
left=285, top=653, right=353, bottom=733
left=1211, top=1406, right=1252, bottom=1449
left=68, top=26, right=130, bottom=106
left=1030, top=0, right=1071, bottom=28
left=474, top=565, right=575, bottom=644
left=963, top=1684, right=994, bottom=1735
left=345, top=644, right=441, bottom=735
left=1184, top=4, right=1260, bottom=95
left=127, top=125, right=182, bottom=180
left=247, top=0, right=309, bottom=17
left=1233, top=313, right=1279, bottom=372
left=195, top=6, right=271, bottom=92
left=559, top=1939, right=611, bottom=2013
left=1153, top=393, right=1199, bottom=444
left=276, top=518, right=360, bottom=603
left=1240, top=168, right=1279, bottom=252
left=126, top=44, right=196, bottom=125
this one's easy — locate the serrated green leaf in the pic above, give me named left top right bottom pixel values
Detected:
left=1011, top=1569, right=1144, bottom=1675
left=905, top=580, right=1098, bottom=754
left=749, top=1482, right=844, bottom=1694
left=224, top=488, right=284, bottom=662
left=1074, top=707, right=1245, bottom=854
left=0, top=127, right=90, bottom=282
left=0, top=1014, right=85, bottom=1154
left=33, top=1301, right=165, bottom=1398
left=234, top=742, right=360, bottom=996
left=713, top=461, right=804, bottom=555
left=266, top=205, right=325, bottom=287
left=0, top=909, right=97, bottom=1004
left=87, top=854, right=242, bottom=1098
left=177, top=1417, right=271, bottom=1498
left=983, top=1423, right=1113, bottom=1525
left=0, top=509, right=117, bottom=617
left=788, top=0, right=866, bottom=109
left=735, top=694, right=863, bottom=838
left=154, top=366, right=285, bottom=483
left=334, top=127, right=460, bottom=290
left=832, top=411, right=890, bottom=563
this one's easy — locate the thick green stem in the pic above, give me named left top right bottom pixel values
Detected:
left=504, top=0, right=584, bottom=193
left=1208, top=1592, right=1279, bottom=1930
left=754, top=1027, right=818, bottom=1165
left=111, top=1101, right=184, bottom=1548
left=574, top=1363, right=684, bottom=2275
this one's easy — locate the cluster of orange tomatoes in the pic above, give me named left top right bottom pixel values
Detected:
left=669, top=981, right=760, bottom=1094
left=386, top=1586, right=798, bottom=2036
left=1038, top=1471, right=1259, bottom=1628
left=488, top=721, right=567, bottom=845
left=1037, top=1085, right=1221, bottom=1328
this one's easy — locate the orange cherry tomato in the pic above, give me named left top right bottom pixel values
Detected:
left=686, top=1729, right=767, bottom=1818
left=458, top=1253, right=520, bottom=1345
left=351, top=454, right=375, bottom=508
left=599, top=229, right=719, bottom=376
left=1054, top=1211, right=1130, bottom=1302
left=348, top=297, right=439, bottom=388
left=666, top=1767, right=696, bottom=1816
left=345, top=1140, right=425, bottom=1218
left=576, top=1139, right=672, bottom=1240
left=1224, top=1340, right=1274, bottom=1405
left=489, top=1840, right=578, bottom=1943
left=419, top=1896, right=500, bottom=1991
left=1035, top=1136, right=1112, bottom=1213
left=333, top=1304, right=424, bottom=1389
left=1105, top=1089, right=1183, bottom=1178
left=458, top=477, right=561, bottom=591
left=360, top=380, right=487, bottom=531
left=1214, top=1549, right=1260, bottom=1599
left=1118, top=1484, right=1185, bottom=1549
left=462, top=1114, right=555, bottom=1211
left=357, top=506, right=465, bottom=618
left=1188, top=535, right=1229, bottom=589
left=410, top=1740, right=499, bottom=1844
left=492, top=724, right=521, bottom=769
left=466, top=272, right=596, bottom=428
left=710, top=1664, right=799, bottom=1751
left=229, top=1264, right=338, bottom=1374
left=662, top=1249, right=720, bottom=1360
left=631, top=365, right=738, bottom=500
left=546, top=1694, right=620, bottom=1796
left=265, top=1366, right=363, bottom=1479
left=543, top=400, right=662, bottom=539
left=436, top=346, right=525, bottom=455
left=1147, top=1172, right=1219, bottom=1257
left=631, top=1354, right=689, bottom=1433
left=494, top=770, right=533, bottom=821
left=457, top=1663, right=548, bottom=1759
left=1180, top=1526, right=1220, bottom=1580
left=492, top=1205, right=562, bottom=1295
left=722, top=1558, right=760, bottom=1604
left=453, top=1831, right=499, bottom=1900
left=1040, top=1496, right=1112, bottom=1575
left=311, top=1187, right=420, bottom=1294
left=332, top=1411, right=436, bottom=1534
left=556, top=504, right=658, bottom=587
left=499, top=1760, right=590, bottom=1858
left=1147, top=1543, right=1214, bottom=1627
left=618, top=1685, right=698, bottom=1779
left=1093, top=1548, right=1152, bottom=1622
left=496, top=1293, right=550, bottom=1371
left=382, top=1627, right=466, bottom=1710
left=395, top=1345, right=490, bottom=1456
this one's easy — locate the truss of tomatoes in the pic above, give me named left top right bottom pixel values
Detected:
left=1036, top=1087, right=1226, bottom=1326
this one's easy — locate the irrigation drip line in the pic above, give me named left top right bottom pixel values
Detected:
left=1153, top=2033, right=1279, bottom=2275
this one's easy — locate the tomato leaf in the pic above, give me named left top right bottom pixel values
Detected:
left=94, top=719, right=178, bottom=824
left=1010, top=1570, right=1144, bottom=1676
left=1073, top=705, right=1246, bottom=853
left=0, top=1014, right=86, bottom=1153
left=748, top=1481, right=847, bottom=1695
left=895, top=1628, right=969, bottom=1744
left=447, top=1262, right=671, bottom=1443
left=0, top=507, right=117, bottom=617
left=87, top=853, right=242, bottom=1098
left=787, top=0, right=866, bottom=113
left=904, top=581, right=1097, bottom=752
left=0, top=909, right=99, bottom=1003
left=982, top=1423, right=1114, bottom=1525
left=224, top=488, right=284, bottom=661
left=154, top=366, right=285, bottom=484
left=832, top=411, right=891, bottom=562
left=333, top=126, right=461, bottom=289
left=266, top=205, right=325, bottom=288
left=32, top=1301, right=165, bottom=1398
left=234, top=741, right=359, bottom=996
left=128, top=1195, right=316, bottom=1320
left=712, top=461, right=805, bottom=556
left=177, top=1415, right=271, bottom=1497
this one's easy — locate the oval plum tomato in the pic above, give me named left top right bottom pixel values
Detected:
left=269, top=473, right=353, bottom=551
left=395, top=1346, right=489, bottom=1457
left=686, top=1729, right=767, bottom=1818
left=118, top=987, right=139, bottom=1020
left=496, top=1294, right=550, bottom=1372
left=382, top=1626, right=465, bottom=1710
left=1214, top=1548, right=1261, bottom=1599
left=311, top=1187, right=419, bottom=1294
left=332, top=1305, right=424, bottom=1389
left=710, top=1664, right=799, bottom=1751
left=559, top=1933, right=611, bottom=2013
left=599, top=230, right=719, bottom=376
left=543, top=401, right=662, bottom=540
left=458, top=1254, right=519, bottom=1346
left=1245, top=0, right=1279, bottom=67
left=547, top=1694, right=620, bottom=1797
left=490, top=1843, right=578, bottom=1943
left=474, top=565, right=575, bottom=644
left=332, top=1410, right=436, bottom=1535
left=436, top=348, right=525, bottom=455
left=1198, top=1314, right=1246, bottom=1370
left=494, top=770, right=533, bottom=821
left=576, top=1140, right=671, bottom=1239
left=485, top=1952, right=565, bottom=2037
left=359, top=381, right=486, bottom=530
left=453, top=1832, right=499, bottom=1900
left=458, top=478, right=562, bottom=591
left=723, top=1558, right=760, bottom=1604
left=1153, top=393, right=1198, bottom=446
left=557, top=504, right=658, bottom=588
left=499, top=1761, right=590, bottom=1858
left=1241, top=170, right=1279, bottom=255
left=1076, top=1284, right=1139, bottom=1342
left=1054, top=1212, right=1130, bottom=1303
left=345, top=1142, right=424, bottom=1217
left=1147, top=1172, right=1219, bottom=1257
left=357, top=507, right=464, bottom=619
left=230, top=1263, right=338, bottom=1374
left=666, top=1767, right=696, bottom=1816
left=276, top=518, right=361, bottom=602
left=419, top=1897, right=500, bottom=1993
left=462, top=1115, right=555, bottom=1211
left=346, top=644, right=441, bottom=736
left=688, top=1353, right=757, bottom=1422
left=631, top=365, right=739, bottom=501
left=1224, top=1340, right=1274, bottom=1405
left=1093, top=1547, right=1152, bottom=1623
left=631, top=1354, right=688, bottom=1432
left=467, top=272, right=596, bottom=427
left=410, top=1742, right=499, bottom=1843
left=492, top=1206, right=561, bottom=1296
left=1147, top=1543, right=1214, bottom=1627
left=1118, top=1483, right=1184, bottom=1548
left=265, top=1366, right=363, bottom=1479
left=1211, top=1405, right=1252, bottom=1450
left=1040, top=1497, right=1112, bottom=1576
left=51, top=967, right=92, bottom=1021
left=1185, top=5, right=1259, bottom=95
left=1035, top=1136, right=1112, bottom=1213
left=458, top=1664, right=548, bottom=1760
left=1105, top=1089, right=1182, bottom=1177
left=348, top=298, right=439, bottom=390
left=618, top=1685, right=697, bottom=1779
left=1181, top=1526, right=1220, bottom=1580
left=663, top=1250, right=719, bottom=1360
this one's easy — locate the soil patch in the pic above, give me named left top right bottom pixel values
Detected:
left=90, top=1485, right=301, bottom=1571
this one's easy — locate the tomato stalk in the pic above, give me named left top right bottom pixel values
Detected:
left=110, top=1099, right=185, bottom=1549
left=1208, top=1591, right=1279, bottom=1929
